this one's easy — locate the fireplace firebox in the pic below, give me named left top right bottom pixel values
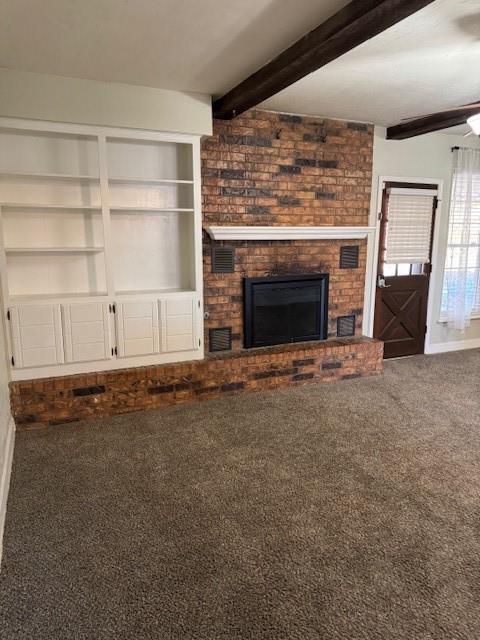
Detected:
left=244, top=274, right=328, bottom=348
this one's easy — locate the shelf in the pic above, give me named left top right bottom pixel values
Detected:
left=9, top=292, right=108, bottom=303
left=0, top=171, right=99, bottom=181
left=116, top=288, right=196, bottom=296
left=204, top=225, right=377, bottom=241
left=5, top=246, right=104, bottom=254
left=110, top=206, right=194, bottom=213
left=109, top=177, right=193, bottom=185
left=1, top=203, right=101, bottom=211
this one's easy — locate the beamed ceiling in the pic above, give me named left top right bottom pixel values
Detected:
left=0, top=0, right=479, bottom=133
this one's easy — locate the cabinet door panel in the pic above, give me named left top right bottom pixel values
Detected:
left=62, top=303, right=111, bottom=363
left=160, top=296, right=198, bottom=353
left=116, top=301, right=159, bottom=357
left=9, top=304, right=64, bottom=368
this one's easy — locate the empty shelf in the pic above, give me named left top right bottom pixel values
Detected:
left=5, top=246, right=104, bottom=254
left=0, top=171, right=99, bottom=181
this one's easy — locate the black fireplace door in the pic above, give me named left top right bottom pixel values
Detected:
left=244, top=274, right=328, bottom=348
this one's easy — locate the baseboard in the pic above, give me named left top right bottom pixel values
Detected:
left=0, top=415, right=15, bottom=569
left=425, top=337, right=480, bottom=355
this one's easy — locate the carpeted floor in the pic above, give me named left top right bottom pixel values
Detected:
left=1, top=350, right=480, bottom=639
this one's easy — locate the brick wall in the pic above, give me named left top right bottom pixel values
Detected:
left=11, top=337, right=383, bottom=430
left=201, top=110, right=374, bottom=351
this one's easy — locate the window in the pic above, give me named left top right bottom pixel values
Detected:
left=441, top=152, right=480, bottom=321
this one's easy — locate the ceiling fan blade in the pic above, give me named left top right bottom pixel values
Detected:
left=401, top=102, right=480, bottom=122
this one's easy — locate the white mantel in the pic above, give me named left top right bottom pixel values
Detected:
left=204, top=226, right=376, bottom=241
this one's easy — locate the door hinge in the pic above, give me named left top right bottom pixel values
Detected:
left=11, top=356, right=14, bottom=366
left=112, top=303, right=116, bottom=313
left=6, top=310, right=10, bottom=321
left=109, top=303, right=116, bottom=313
left=378, top=211, right=382, bottom=221
left=111, top=347, right=114, bottom=356
left=198, top=300, right=201, bottom=308
left=198, top=338, right=201, bottom=347
left=114, top=346, right=118, bottom=356
left=424, top=325, right=428, bottom=335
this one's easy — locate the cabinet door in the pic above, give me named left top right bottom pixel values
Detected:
left=115, top=300, right=160, bottom=358
left=9, top=304, right=64, bottom=368
left=62, top=303, right=112, bottom=363
left=160, top=297, right=198, bottom=353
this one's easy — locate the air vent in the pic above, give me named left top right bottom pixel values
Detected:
left=340, top=245, right=359, bottom=269
left=72, top=384, right=106, bottom=397
left=211, top=246, right=235, bottom=273
left=209, top=327, right=232, bottom=352
left=337, top=315, right=356, bottom=337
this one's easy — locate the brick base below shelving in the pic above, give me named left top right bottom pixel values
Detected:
left=10, top=337, right=383, bottom=430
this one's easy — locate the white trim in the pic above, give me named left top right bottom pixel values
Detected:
left=10, top=346, right=203, bottom=381
left=425, top=337, right=480, bottom=354
left=205, top=225, right=376, bottom=241
left=0, top=116, right=199, bottom=145
left=0, top=415, right=15, bottom=570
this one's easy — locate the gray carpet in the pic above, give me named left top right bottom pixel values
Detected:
left=1, top=350, right=480, bottom=639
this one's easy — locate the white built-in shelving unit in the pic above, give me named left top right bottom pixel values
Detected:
left=0, top=118, right=204, bottom=380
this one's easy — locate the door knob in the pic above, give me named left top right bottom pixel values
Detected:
left=378, top=276, right=391, bottom=288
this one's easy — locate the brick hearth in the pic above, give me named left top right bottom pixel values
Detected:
left=11, top=337, right=383, bottom=430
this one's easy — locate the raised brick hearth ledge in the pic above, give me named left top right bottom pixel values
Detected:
left=10, top=337, right=383, bottom=430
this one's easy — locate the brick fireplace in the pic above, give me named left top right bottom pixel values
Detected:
left=10, top=110, right=383, bottom=429
left=202, top=110, right=373, bottom=351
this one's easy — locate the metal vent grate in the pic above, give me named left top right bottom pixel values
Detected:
left=209, top=327, right=232, bottom=352
left=337, top=315, right=356, bottom=337
left=339, top=245, right=359, bottom=269
left=211, top=246, right=235, bottom=273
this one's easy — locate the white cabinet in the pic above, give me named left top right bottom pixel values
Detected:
left=9, top=304, right=64, bottom=368
left=115, top=300, right=160, bottom=358
left=0, top=118, right=203, bottom=380
left=160, top=297, right=198, bottom=353
left=62, top=302, right=112, bottom=363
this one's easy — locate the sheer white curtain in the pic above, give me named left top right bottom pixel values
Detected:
left=443, top=147, right=480, bottom=332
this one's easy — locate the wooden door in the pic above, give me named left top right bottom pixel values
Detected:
left=159, top=296, right=198, bottom=353
left=373, top=183, right=438, bottom=359
left=115, top=300, right=160, bottom=358
left=62, top=302, right=112, bottom=363
left=9, top=304, right=64, bottom=368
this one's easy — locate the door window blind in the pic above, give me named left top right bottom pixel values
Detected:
left=385, top=188, right=436, bottom=264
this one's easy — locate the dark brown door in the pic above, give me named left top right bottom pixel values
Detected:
left=373, top=182, right=438, bottom=359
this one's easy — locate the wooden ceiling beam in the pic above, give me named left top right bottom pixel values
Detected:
left=213, top=0, right=436, bottom=120
left=386, top=105, right=480, bottom=140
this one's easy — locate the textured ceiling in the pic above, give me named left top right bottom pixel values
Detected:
left=0, top=0, right=478, bottom=131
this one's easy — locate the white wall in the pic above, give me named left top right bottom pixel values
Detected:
left=0, top=311, right=14, bottom=567
left=0, top=68, right=212, bottom=136
left=370, top=126, right=480, bottom=351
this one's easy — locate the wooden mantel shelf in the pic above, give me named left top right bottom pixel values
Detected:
left=204, top=226, right=376, bottom=241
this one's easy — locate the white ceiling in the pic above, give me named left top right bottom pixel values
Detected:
left=0, top=0, right=479, bottom=131
left=0, top=0, right=350, bottom=95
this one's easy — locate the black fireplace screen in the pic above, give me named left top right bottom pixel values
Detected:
left=244, top=274, right=328, bottom=348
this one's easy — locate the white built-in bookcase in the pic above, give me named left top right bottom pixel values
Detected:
left=0, top=118, right=204, bottom=380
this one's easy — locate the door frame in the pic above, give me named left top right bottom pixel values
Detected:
left=365, top=175, right=444, bottom=353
